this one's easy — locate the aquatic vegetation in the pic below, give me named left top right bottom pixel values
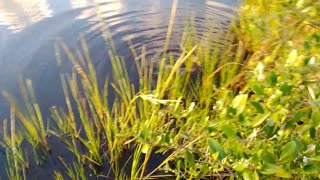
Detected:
left=1, top=0, right=320, bottom=179
left=2, top=109, right=28, bottom=180
left=2, top=79, right=50, bottom=165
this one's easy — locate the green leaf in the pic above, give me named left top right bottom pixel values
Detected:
left=303, top=163, right=319, bottom=174
left=227, top=107, right=237, bottom=116
left=252, top=85, right=264, bottom=95
left=285, top=112, right=303, bottom=129
left=239, top=113, right=245, bottom=123
left=185, top=150, right=195, bottom=167
left=279, top=83, right=293, bottom=95
left=279, top=141, right=297, bottom=164
left=199, top=164, right=210, bottom=175
left=261, top=151, right=276, bottom=164
left=252, top=112, right=271, bottom=127
left=260, top=163, right=279, bottom=174
left=221, top=124, right=237, bottom=138
left=233, top=162, right=247, bottom=172
left=261, top=164, right=291, bottom=178
left=208, top=138, right=226, bottom=160
left=276, top=167, right=291, bottom=178
left=269, top=72, right=277, bottom=86
left=311, top=111, right=320, bottom=126
left=303, top=41, right=311, bottom=50
left=242, top=170, right=258, bottom=180
left=232, top=94, right=248, bottom=114
left=310, top=127, right=316, bottom=139
left=310, top=155, right=320, bottom=161
left=293, top=111, right=302, bottom=123
left=250, top=101, right=264, bottom=114
left=139, top=128, right=150, bottom=140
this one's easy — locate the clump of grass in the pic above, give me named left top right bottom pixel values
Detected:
left=2, top=79, right=50, bottom=165
left=1, top=108, right=28, bottom=180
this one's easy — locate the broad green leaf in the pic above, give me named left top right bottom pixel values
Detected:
left=261, top=164, right=291, bottom=177
left=261, top=164, right=279, bottom=174
left=252, top=85, right=264, bottom=95
left=292, top=111, right=302, bottom=123
left=252, top=112, right=271, bottom=127
left=250, top=101, right=264, bottom=114
left=233, top=162, right=247, bottom=172
left=253, top=171, right=259, bottom=180
left=261, top=151, right=276, bottom=164
left=310, top=156, right=320, bottom=161
left=242, top=171, right=252, bottom=180
left=279, top=83, right=293, bottom=95
left=275, top=167, right=291, bottom=178
left=279, top=141, right=297, bottom=164
left=232, top=94, right=248, bottom=114
left=285, top=112, right=303, bottom=129
left=303, top=163, right=319, bottom=174
left=242, top=170, right=259, bottom=180
left=264, top=126, right=276, bottom=138
left=221, top=124, right=237, bottom=138
left=208, top=138, right=226, bottom=160
left=311, top=111, right=320, bottom=126
left=291, top=137, right=301, bottom=152
left=185, top=150, right=195, bottom=167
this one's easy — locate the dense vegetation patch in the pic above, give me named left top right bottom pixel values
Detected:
left=1, top=0, right=320, bottom=179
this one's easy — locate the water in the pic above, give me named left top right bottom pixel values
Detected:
left=0, top=0, right=238, bottom=178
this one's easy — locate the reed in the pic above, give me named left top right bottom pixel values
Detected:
left=1, top=108, right=28, bottom=180
left=58, top=156, right=86, bottom=180
left=2, top=78, right=50, bottom=158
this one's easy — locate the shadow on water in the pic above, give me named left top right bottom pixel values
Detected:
left=0, top=0, right=238, bottom=178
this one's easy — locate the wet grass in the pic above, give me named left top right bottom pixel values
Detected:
left=1, top=0, right=320, bottom=179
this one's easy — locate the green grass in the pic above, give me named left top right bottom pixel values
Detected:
left=1, top=0, right=320, bottom=179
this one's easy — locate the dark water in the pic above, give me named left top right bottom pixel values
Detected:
left=0, top=0, right=238, bottom=178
